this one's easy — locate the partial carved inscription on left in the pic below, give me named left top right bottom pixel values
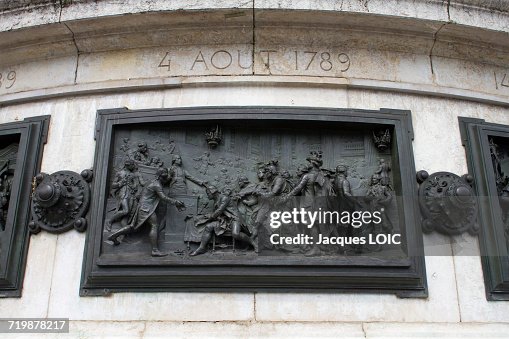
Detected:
left=0, top=71, right=16, bottom=90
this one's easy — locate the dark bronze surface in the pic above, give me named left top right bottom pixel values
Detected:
left=29, top=170, right=92, bottom=234
left=0, top=116, right=49, bottom=298
left=417, top=170, right=478, bottom=235
left=460, top=117, right=509, bottom=301
left=80, top=107, right=426, bottom=297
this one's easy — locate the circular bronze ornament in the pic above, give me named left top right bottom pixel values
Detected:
left=30, top=170, right=92, bottom=233
left=417, top=170, right=479, bottom=235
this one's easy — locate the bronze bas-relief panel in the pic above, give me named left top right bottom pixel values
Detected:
left=0, top=116, right=49, bottom=297
left=81, top=107, right=426, bottom=296
left=460, top=117, right=509, bottom=300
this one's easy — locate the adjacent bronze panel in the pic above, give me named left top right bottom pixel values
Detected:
left=0, top=116, right=49, bottom=297
left=460, top=117, right=509, bottom=300
left=81, top=107, right=426, bottom=296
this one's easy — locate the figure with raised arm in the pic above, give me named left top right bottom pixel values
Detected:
left=107, top=167, right=185, bottom=257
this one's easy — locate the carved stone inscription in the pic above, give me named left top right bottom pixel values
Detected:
left=494, top=71, right=509, bottom=90
left=0, top=70, right=16, bottom=90
left=102, top=122, right=403, bottom=260
left=156, top=48, right=351, bottom=76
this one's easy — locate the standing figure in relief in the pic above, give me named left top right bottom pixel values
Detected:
left=107, top=159, right=145, bottom=231
left=251, top=160, right=289, bottom=249
left=366, top=173, right=393, bottom=234
left=0, top=169, right=11, bottom=232
left=500, top=183, right=509, bottom=238
left=286, top=151, right=334, bottom=255
left=280, top=170, right=295, bottom=191
left=233, top=176, right=258, bottom=235
left=283, top=163, right=312, bottom=253
left=375, top=158, right=391, bottom=188
left=168, top=154, right=207, bottom=195
left=333, top=165, right=355, bottom=211
left=107, top=168, right=186, bottom=257
left=490, top=138, right=506, bottom=190
left=130, top=142, right=151, bottom=165
left=287, top=151, right=334, bottom=198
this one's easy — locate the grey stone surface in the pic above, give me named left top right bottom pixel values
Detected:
left=0, top=1, right=508, bottom=332
left=0, top=83, right=507, bottom=326
left=255, top=257, right=458, bottom=322
left=364, top=322, right=509, bottom=338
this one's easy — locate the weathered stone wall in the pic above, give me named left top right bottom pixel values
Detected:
left=0, top=1, right=508, bottom=337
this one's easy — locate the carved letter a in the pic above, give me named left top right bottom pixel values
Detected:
left=191, top=51, right=209, bottom=70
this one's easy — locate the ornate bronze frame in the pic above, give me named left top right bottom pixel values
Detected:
left=80, top=107, right=426, bottom=297
left=0, top=116, right=49, bottom=297
left=460, top=117, right=509, bottom=300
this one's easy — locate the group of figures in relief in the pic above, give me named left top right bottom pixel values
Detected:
left=0, top=161, right=12, bottom=232
left=106, top=138, right=395, bottom=257
left=489, top=138, right=509, bottom=238
left=0, top=144, right=17, bottom=235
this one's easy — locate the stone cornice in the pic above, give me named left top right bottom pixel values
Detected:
left=0, top=1, right=507, bottom=107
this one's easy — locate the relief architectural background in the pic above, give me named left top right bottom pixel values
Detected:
left=80, top=108, right=423, bottom=296
left=102, top=123, right=399, bottom=259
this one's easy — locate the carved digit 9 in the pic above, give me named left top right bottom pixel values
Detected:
left=338, top=53, right=350, bottom=72
left=6, top=71, right=16, bottom=89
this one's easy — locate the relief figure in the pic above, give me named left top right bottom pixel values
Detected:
left=168, top=155, right=207, bottom=195
left=193, top=151, right=214, bottom=175
left=107, top=159, right=145, bottom=231
left=0, top=158, right=13, bottom=232
left=286, top=151, right=335, bottom=255
left=129, top=142, right=151, bottom=165
left=190, top=185, right=256, bottom=256
left=375, top=158, right=391, bottom=188
left=333, top=165, right=354, bottom=211
left=107, top=167, right=186, bottom=257
left=366, top=173, right=394, bottom=234
left=250, top=160, right=291, bottom=250
left=234, top=176, right=258, bottom=236
left=106, top=128, right=401, bottom=258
